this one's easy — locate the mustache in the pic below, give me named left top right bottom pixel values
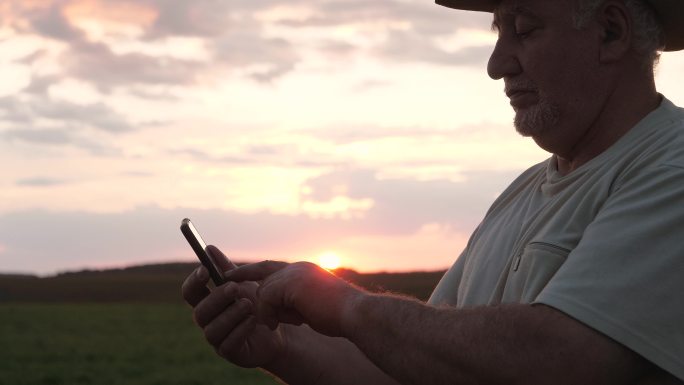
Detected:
left=504, top=79, right=538, bottom=94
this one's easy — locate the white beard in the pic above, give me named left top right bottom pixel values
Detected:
left=513, top=96, right=560, bottom=137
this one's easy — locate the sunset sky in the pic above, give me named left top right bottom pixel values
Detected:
left=1, top=0, right=683, bottom=276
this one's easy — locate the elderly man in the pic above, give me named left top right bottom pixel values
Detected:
left=182, top=0, right=684, bottom=383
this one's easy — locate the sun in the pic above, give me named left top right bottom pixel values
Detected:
left=318, top=251, right=341, bottom=271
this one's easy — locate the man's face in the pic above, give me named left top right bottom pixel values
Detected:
left=488, top=0, right=604, bottom=140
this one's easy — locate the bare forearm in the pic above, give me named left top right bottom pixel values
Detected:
left=264, top=324, right=400, bottom=385
left=342, top=293, right=650, bottom=385
left=220, top=260, right=669, bottom=384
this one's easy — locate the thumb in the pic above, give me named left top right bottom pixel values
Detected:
left=206, top=245, right=238, bottom=272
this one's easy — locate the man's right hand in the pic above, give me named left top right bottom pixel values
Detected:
left=181, top=245, right=286, bottom=368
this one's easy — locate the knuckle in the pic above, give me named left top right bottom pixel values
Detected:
left=262, top=260, right=276, bottom=268
left=194, top=304, right=213, bottom=327
left=217, top=338, right=237, bottom=359
left=205, top=324, right=227, bottom=347
left=193, top=309, right=206, bottom=327
left=202, top=302, right=248, bottom=345
left=214, top=343, right=228, bottom=359
left=203, top=313, right=228, bottom=345
left=203, top=325, right=218, bottom=346
left=295, top=261, right=314, bottom=270
left=264, top=259, right=284, bottom=268
left=181, top=286, right=190, bottom=302
left=238, top=298, right=253, bottom=312
left=181, top=276, right=194, bottom=298
left=222, top=282, right=237, bottom=298
left=255, top=285, right=265, bottom=299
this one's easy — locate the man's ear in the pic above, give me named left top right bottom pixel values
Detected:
left=597, top=1, right=632, bottom=63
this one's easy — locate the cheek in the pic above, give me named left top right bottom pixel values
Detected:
left=529, top=55, right=596, bottom=105
left=523, top=34, right=598, bottom=91
left=553, top=42, right=602, bottom=97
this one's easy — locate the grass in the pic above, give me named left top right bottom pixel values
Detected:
left=0, top=264, right=445, bottom=384
left=0, top=303, right=279, bottom=385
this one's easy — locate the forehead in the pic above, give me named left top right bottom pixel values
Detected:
left=492, top=0, right=576, bottom=25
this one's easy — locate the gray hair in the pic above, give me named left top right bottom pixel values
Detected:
left=573, top=0, right=664, bottom=69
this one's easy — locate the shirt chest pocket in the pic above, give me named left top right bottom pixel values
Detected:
left=501, top=242, right=570, bottom=304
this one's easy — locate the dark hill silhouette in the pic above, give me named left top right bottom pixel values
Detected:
left=0, top=263, right=446, bottom=303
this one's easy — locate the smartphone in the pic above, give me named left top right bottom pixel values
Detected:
left=180, top=218, right=227, bottom=286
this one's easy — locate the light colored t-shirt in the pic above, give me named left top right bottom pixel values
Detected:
left=428, top=97, right=684, bottom=380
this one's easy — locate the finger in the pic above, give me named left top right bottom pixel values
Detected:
left=216, top=316, right=258, bottom=361
left=223, top=260, right=289, bottom=282
left=194, top=282, right=240, bottom=327
left=182, top=266, right=211, bottom=307
left=257, top=301, right=280, bottom=331
left=207, top=245, right=238, bottom=272
left=235, top=281, right=260, bottom=303
left=203, top=298, right=253, bottom=347
left=255, top=275, right=289, bottom=330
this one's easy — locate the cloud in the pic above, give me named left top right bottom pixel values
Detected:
left=301, top=168, right=516, bottom=234
left=209, top=30, right=300, bottom=83
left=141, top=1, right=302, bottom=82
left=2, top=0, right=496, bottom=96
left=169, top=146, right=347, bottom=168
left=316, top=40, right=357, bottom=58
left=7, top=1, right=299, bottom=87
left=303, top=122, right=511, bottom=144
left=15, top=177, right=68, bottom=187
left=22, top=73, right=61, bottom=95
left=261, top=0, right=494, bottom=67
left=0, top=0, right=524, bottom=276
left=169, top=148, right=253, bottom=165
left=0, top=95, right=133, bottom=132
left=62, top=41, right=207, bottom=90
left=272, top=0, right=489, bottom=34
left=351, top=79, right=393, bottom=93
left=142, top=1, right=234, bottom=39
left=1, top=126, right=122, bottom=156
left=377, top=30, right=492, bottom=67
left=0, top=167, right=520, bottom=275
left=2, top=128, right=71, bottom=145
left=121, top=170, right=155, bottom=178
left=19, top=2, right=86, bottom=42
left=0, top=104, right=162, bottom=157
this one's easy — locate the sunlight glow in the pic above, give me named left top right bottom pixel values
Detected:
left=3, top=0, right=683, bottom=276
left=318, top=252, right=341, bottom=271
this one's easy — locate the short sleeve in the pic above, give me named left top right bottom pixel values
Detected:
left=428, top=249, right=467, bottom=306
left=535, top=164, right=684, bottom=380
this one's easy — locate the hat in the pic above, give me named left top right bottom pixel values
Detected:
left=435, top=0, right=684, bottom=51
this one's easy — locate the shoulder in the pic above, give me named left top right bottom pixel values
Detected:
left=612, top=98, right=684, bottom=187
left=482, top=159, right=548, bottom=218
left=645, top=98, right=684, bottom=166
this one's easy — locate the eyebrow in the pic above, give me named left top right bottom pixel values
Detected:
left=491, top=5, right=540, bottom=31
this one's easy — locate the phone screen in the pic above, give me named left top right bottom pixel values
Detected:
left=181, top=218, right=226, bottom=286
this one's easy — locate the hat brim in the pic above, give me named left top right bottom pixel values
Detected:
left=435, top=0, right=496, bottom=12
left=435, top=0, right=684, bottom=51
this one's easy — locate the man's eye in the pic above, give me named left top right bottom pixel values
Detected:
left=515, top=28, right=535, bottom=38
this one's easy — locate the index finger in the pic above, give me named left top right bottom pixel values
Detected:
left=182, top=266, right=211, bottom=307
left=222, top=260, right=289, bottom=282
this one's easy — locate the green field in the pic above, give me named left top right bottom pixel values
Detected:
left=0, top=303, right=279, bottom=385
left=0, top=264, right=444, bottom=384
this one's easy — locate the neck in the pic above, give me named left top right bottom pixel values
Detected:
left=549, top=70, right=660, bottom=175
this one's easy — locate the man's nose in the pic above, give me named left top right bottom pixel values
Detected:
left=487, top=38, right=521, bottom=80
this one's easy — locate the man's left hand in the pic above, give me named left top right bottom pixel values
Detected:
left=224, top=261, right=365, bottom=337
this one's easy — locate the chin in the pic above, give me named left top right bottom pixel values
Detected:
left=513, top=100, right=560, bottom=137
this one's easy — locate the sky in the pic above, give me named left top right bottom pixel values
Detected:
left=1, top=0, right=683, bottom=276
